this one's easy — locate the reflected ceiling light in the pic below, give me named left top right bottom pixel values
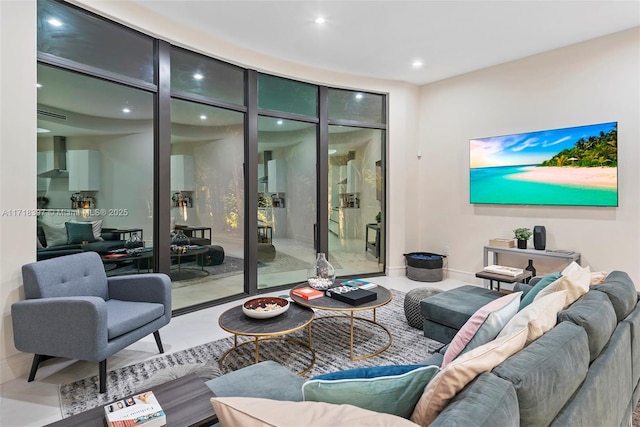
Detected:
left=48, top=18, right=63, bottom=27
left=193, top=73, right=204, bottom=80
left=412, top=60, right=423, bottom=68
left=200, top=115, right=207, bottom=120
left=355, top=93, right=363, bottom=100
left=36, top=83, right=42, bottom=88
left=314, top=17, right=326, bottom=24
left=37, top=128, right=50, bottom=133
left=276, top=120, right=283, bottom=125
left=122, top=107, right=131, bottom=113
left=328, top=149, right=337, bottom=155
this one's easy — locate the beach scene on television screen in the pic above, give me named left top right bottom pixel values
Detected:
left=469, top=122, right=618, bottom=206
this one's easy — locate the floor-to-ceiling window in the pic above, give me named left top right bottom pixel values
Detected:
left=169, top=47, right=246, bottom=310
left=36, top=0, right=156, bottom=279
left=35, top=0, right=387, bottom=313
left=256, top=74, right=319, bottom=289
left=327, top=89, right=386, bottom=276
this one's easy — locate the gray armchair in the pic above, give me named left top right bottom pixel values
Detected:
left=12, top=252, right=171, bottom=393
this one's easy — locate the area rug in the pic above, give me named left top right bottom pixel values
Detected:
left=58, top=289, right=442, bottom=417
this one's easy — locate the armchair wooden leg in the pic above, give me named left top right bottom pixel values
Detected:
left=99, top=360, right=107, bottom=393
left=28, top=354, right=54, bottom=382
left=153, top=331, right=165, bottom=354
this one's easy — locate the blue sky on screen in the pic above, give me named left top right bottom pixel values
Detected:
left=470, top=122, right=616, bottom=168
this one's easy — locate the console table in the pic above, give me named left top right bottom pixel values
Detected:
left=483, top=245, right=581, bottom=268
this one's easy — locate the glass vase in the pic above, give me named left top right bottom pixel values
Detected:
left=307, top=252, right=336, bottom=290
left=170, top=230, right=190, bottom=254
left=124, top=232, right=143, bottom=250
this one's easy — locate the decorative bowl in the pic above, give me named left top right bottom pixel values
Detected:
left=242, top=297, right=290, bottom=319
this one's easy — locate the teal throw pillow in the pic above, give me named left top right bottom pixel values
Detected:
left=519, top=272, right=562, bottom=309
left=65, top=222, right=97, bottom=244
left=302, top=365, right=439, bottom=418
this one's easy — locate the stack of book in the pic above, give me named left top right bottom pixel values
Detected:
left=489, top=238, right=516, bottom=248
left=325, top=285, right=377, bottom=306
left=104, top=391, right=165, bottom=427
left=482, top=265, right=524, bottom=277
left=291, top=286, right=324, bottom=300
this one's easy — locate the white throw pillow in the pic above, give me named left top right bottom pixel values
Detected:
left=497, top=290, right=567, bottom=343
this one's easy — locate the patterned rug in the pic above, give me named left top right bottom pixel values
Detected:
left=58, top=289, right=442, bottom=417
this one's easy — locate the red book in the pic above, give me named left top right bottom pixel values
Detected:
left=291, top=287, right=324, bottom=300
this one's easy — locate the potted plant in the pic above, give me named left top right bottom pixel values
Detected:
left=375, top=212, right=381, bottom=223
left=513, top=228, right=532, bottom=249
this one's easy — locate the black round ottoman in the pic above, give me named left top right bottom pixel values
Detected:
left=197, top=245, right=225, bottom=266
left=404, top=287, right=443, bottom=329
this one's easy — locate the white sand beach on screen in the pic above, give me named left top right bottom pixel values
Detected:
left=508, top=166, right=617, bottom=189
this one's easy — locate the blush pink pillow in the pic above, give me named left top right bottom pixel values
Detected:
left=442, top=291, right=522, bottom=367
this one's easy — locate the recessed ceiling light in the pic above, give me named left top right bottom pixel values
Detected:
left=412, top=60, right=423, bottom=68
left=355, top=93, right=363, bottom=100
left=314, top=17, right=326, bottom=24
left=193, top=73, right=204, bottom=80
left=276, top=120, right=284, bottom=125
left=36, top=83, right=42, bottom=88
left=200, top=115, right=207, bottom=120
left=48, top=18, right=63, bottom=27
left=328, top=149, right=337, bottom=155
left=122, top=107, right=131, bottom=114
left=37, top=128, right=50, bottom=133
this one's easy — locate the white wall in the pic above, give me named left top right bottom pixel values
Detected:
left=0, top=0, right=37, bottom=384
left=417, top=28, right=640, bottom=285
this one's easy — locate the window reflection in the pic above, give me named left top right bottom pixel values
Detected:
left=328, top=126, right=384, bottom=275
left=170, top=99, right=245, bottom=309
left=257, top=117, right=317, bottom=289
left=36, top=64, right=154, bottom=272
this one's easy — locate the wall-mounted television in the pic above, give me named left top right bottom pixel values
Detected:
left=469, top=122, right=618, bottom=207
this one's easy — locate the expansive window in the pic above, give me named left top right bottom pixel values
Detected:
left=36, top=64, right=155, bottom=274
left=35, top=0, right=387, bottom=313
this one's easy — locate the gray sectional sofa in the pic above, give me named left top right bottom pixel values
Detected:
left=205, top=271, right=640, bottom=426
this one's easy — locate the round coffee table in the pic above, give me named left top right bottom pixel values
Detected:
left=290, top=283, right=393, bottom=361
left=218, top=301, right=316, bottom=375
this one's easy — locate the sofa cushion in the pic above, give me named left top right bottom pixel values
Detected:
left=442, top=292, right=521, bottom=367
left=493, top=322, right=590, bottom=427
left=550, top=323, right=632, bottom=427
left=410, top=327, right=527, bottom=426
left=558, top=290, right=617, bottom=362
left=592, top=271, right=637, bottom=321
left=40, top=221, right=68, bottom=247
left=106, top=300, right=165, bottom=339
left=210, top=397, right=421, bottom=427
left=65, top=222, right=97, bottom=244
left=68, top=219, right=104, bottom=241
left=206, top=361, right=305, bottom=402
left=431, top=373, right=519, bottom=427
left=303, top=365, right=439, bottom=419
left=497, top=290, right=566, bottom=344
left=519, top=272, right=562, bottom=309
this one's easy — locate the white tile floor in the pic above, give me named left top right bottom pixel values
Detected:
left=0, top=275, right=470, bottom=426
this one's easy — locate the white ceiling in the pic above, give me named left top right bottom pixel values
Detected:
left=132, top=0, right=640, bottom=85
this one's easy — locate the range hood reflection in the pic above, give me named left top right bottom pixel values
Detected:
left=38, top=136, right=69, bottom=178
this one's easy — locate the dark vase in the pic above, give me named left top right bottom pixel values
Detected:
left=525, top=259, right=536, bottom=276
left=517, top=239, right=527, bottom=249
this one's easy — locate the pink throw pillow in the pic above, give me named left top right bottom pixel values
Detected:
left=442, top=291, right=522, bottom=367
